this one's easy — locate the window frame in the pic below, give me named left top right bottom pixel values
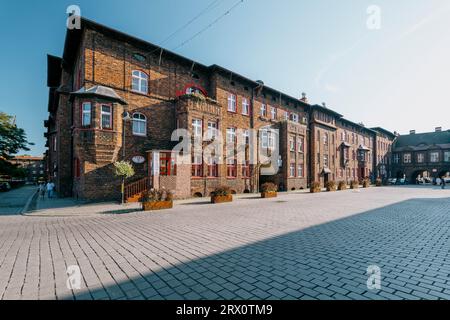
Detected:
left=131, top=70, right=149, bottom=94
left=100, top=104, right=113, bottom=130
left=227, top=93, right=237, bottom=113
left=81, top=101, right=92, bottom=127
left=192, top=119, right=203, bottom=139
left=242, top=98, right=250, bottom=115
left=132, top=112, right=147, bottom=136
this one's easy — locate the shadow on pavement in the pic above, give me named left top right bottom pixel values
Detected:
left=66, top=196, right=450, bottom=301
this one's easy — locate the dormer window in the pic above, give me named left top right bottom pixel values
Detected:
left=132, top=70, right=148, bottom=94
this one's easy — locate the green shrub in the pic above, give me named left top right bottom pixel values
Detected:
left=261, top=182, right=277, bottom=192
left=113, top=161, right=135, bottom=179
left=338, top=181, right=347, bottom=191
left=211, top=186, right=232, bottom=197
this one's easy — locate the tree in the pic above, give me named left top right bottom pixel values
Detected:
left=0, top=112, right=32, bottom=160
left=113, top=161, right=135, bottom=204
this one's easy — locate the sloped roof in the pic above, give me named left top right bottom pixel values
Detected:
left=393, top=130, right=450, bottom=151
left=70, top=86, right=127, bottom=105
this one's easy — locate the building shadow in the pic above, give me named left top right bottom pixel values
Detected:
left=66, top=196, right=450, bottom=300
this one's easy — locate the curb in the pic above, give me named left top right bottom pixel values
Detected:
left=20, top=189, right=38, bottom=215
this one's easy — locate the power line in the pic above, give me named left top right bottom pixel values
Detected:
left=172, top=0, right=245, bottom=50
left=160, top=0, right=226, bottom=46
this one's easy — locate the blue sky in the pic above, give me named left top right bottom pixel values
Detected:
left=1, top=0, right=449, bottom=156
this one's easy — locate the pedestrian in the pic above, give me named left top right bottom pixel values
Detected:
left=39, top=183, right=46, bottom=200
left=46, top=181, right=55, bottom=198
left=442, top=177, right=446, bottom=190
left=436, top=177, right=441, bottom=187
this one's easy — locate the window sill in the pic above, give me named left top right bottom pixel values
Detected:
left=133, top=133, right=147, bottom=137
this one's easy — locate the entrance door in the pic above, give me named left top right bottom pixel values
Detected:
left=324, top=173, right=329, bottom=186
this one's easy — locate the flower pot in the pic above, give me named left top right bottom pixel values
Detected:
left=326, top=187, right=337, bottom=192
left=142, top=201, right=173, bottom=211
left=261, top=191, right=277, bottom=198
left=310, top=187, right=321, bottom=193
left=211, top=195, right=233, bottom=204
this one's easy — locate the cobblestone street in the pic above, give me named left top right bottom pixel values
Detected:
left=0, top=186, right=450, bottom=300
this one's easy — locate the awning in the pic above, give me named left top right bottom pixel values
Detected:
left=321, top=167, right=332, bottom=175
left=358, top=145, right=371, bottom=151
left=341, top=142, right=351, bottom=148
left=70, top=85, right=128, bottom=105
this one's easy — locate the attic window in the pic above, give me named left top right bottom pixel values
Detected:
left=271, top=96, right=276, bottom=102
left=133, top=53, right=146, bottom=62
left=244, top=86, right=249, bottom=91
left=191, top=72, right=200, bottom=80
left=230, top=81, right=236, bottom=86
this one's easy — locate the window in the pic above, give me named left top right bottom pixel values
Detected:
left=186, top=87, right=204, bottom=95
left=227, top=158, right=237, bottom=177
left=270, top=106, right=276, bottom=120
left=192, top=154, right=203, bottom=177
left=242, top=160, right=250, bottom=178
left=290, top=113, right=299, bottom=123
left=207, top=156, right=219, bottom=177
left=430, top=152, right=439, bottom=163
left=159, top=152, right=176, bottom=176
left=289, top=137, right=295, bottom=151
left=404, top=153, right=412, bottom=163
left=192, top=119, right=202, bottom=138
left=206, top=121, right=217, bottom=140
left=260, top=104, right=267, bottom=117
left=131, top=70, right=148, bottom=94
left=284, top=111, right=289, bottom=121
left=298, top=164, right=304, bottom=178
left=243, top=129, right=250, bottom=145
left=417, top=153, right=425, bottom=163
left=261, top=129, right=275, bottom=149
left=100, top=105, right=112, bottom=129
left=324, top=133, right=329, bottom=145
left=289, top=163, right=296, bottom=177
left=132, top=113, right=147, bottom=136
left=445, top=151, right=450, bottom=162
left=53, top=136, right=57, bottom=152
left=242, top=98, right=250, bottom=115
left=324, top=154, right=329, bottom=167
left=226, top=127, right=236, bottom=144
left=393, top=154, right=400, bottom=164
left=81, top=102, right=91, bottom=127
left=297, top=138, right=304, bottom=153
left=227, top=94, right=236, bottom=112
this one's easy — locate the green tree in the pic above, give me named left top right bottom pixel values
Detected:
left=0, top=112, right=32, bottom=159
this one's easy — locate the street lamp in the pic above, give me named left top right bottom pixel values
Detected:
left=121, top=111, right=131, bottom=204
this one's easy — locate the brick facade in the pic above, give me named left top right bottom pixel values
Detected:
left=45, top=18, right=399, bottom=201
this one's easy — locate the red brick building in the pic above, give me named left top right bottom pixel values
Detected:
left=45, top=18, right=395, bottom=200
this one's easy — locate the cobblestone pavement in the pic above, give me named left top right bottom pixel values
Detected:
left=1, top=186, right=450, bottom=300
left=0, top=186, right=36, bottom=216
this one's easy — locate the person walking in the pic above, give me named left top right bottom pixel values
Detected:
left=39, top=183, right=46, bottom=200
left=442, top=177, right=446, bottom=190
left=46, top=181, right=55, bottom=198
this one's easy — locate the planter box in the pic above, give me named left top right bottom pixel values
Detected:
left=261, top=191, right=277, bottom=198
left=310, top=188, right=321, bottom=193
left=142, top=201, right=173, bottom=211
left=211, top=195, right=233, bottom=204
left=326, top=187, right=337, bottom=192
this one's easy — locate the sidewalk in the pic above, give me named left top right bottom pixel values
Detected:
left=0, top=186, right=37, bottom=215
left=24, top=189, right=311, bottom=217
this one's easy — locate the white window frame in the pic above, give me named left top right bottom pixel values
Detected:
left=289, top=137, right=295, bottom=152
left=100, top=105, right=112, bottom=129
left=445, top=151, right=450, bottom=162
left=132, top=113, right=147, bottom=136
left=270, top=106, right=276, bottom=119
left=417, top=153, right=424, bottom=163
left=243, top=129, right=250, bottom=145
left=131, top=70, right=148, bottom=94
left=192, top=119, right=203, bottom=138
left=207, top=121, right=217, bottom=140
left=226, top=127, right=236, bottom=144
left=81, top=102, right=91, bottom=127
left=260, top=104, right=267, bottom=117
left=227, top=94, right=236, bottom=112
left=242, top=98, right=249, bottom=115
left=290, top=113, right=299, bottom=123
left=403, top=153, right=412, bottom=164
left=430, top=152, right=439, bottom=163
left=289, top=163, right=296, bottom=177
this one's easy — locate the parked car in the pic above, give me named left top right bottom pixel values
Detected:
left=387, top=178, right=397, bottom=185
left=0, top=182, right=11, bottom=192
left=443, top=177, right=450, bottom=184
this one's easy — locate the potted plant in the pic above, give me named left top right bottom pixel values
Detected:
left=338, top=181, right=347, bottom=191
left=310, top=181, right=321, bottom=193
left=325, top=180, right=337, bottom=192
left=140, top=188, right=174, bottom=211
left=362, top=179, right=370, bottom=188
left=350, top=180, right=359, bottom=189
left=211, top=186, right=233, bottom=204
left=261, top=182, right=278, bottom=198
left=375, top=178, right=382, bottom=187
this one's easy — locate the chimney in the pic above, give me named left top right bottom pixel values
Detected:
left=300, top=92, right=308, bottom=103
left=410, top=130, right=416, bottom=135
left=322, top=102, right=327, bottom=108
left=435, top=127, right=442, bottom=132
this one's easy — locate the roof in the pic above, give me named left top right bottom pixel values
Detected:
left=12, top=156, right=44, bottom=161
left=393, top=130, right=450, bottom=151
left=47, top=55, right=62, bottom=88
left=311, top=104, right=343, bottom=118
left=371, top=127, right=396, bottom=139
left=70, top=86, right=128, bottom=105
left=339, top=117, right=377, bottom=135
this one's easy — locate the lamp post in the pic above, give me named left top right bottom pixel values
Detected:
left=121, top=111, right=131, bottom=205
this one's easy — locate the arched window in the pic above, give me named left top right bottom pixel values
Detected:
left=131, top=70, right=148, bottom=94
left=132, top=113, right=147, bottom=136
left=186, top=86, right=205, bottom=96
